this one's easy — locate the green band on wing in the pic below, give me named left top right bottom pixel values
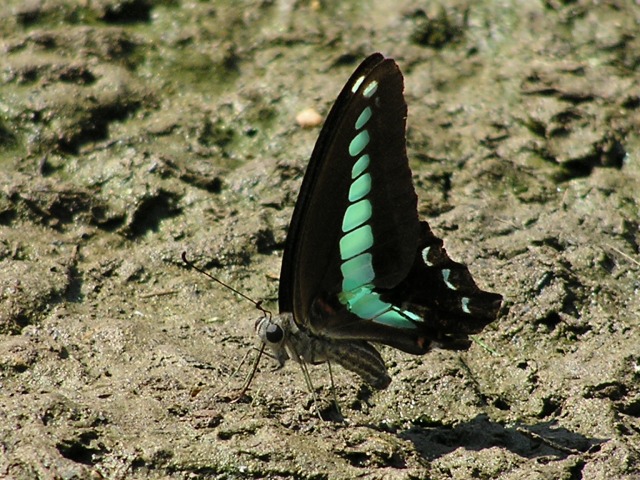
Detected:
left=341, top=253, right=374, bottom=291
left=349, top=130, right=370, bottom=157
left=336, top=97, right=423, bottom=329
left=349, top=292, right=391, bottom=319
left=352, top=155, right=370, bottom=179
left=355, top=107, right=372, bottom=130
left=372, top=307, right=419, bottom=329
left=338, top=284, right=420, bottom=329
left=363, top=81, right=378, bottom=98
left=342, top=199, right=372, bottom=233
left=348, top=173, right=371, bottom=202
left=340, top=225, right=373, bottom=260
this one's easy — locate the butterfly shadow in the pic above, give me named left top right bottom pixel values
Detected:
left=393, top=414, right=605, bottom=461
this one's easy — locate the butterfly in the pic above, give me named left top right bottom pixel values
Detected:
left=255, top=53, right=502, bottom=390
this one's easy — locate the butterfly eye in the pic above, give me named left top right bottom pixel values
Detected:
left=265, top=323, right=284, bottom=344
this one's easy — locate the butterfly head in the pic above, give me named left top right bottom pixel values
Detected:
left=255, top=315, right=290, bottom=367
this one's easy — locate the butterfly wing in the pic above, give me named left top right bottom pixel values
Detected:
left=279, top=54, right=419, bottom=315
left=279, top=54, right=501, bottom=355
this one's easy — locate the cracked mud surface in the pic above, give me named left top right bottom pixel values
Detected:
left=1, top=1, right=639, bottom=479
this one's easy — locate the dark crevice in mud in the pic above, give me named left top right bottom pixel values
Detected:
left=8, top=188, right=106, bottom=231
left=179, top=172, right=222, bottom=193
left=57, top=65, right=97, bottom=85
left=124, top=190, right=181, bottom=238
left=529, top=237, right=565, bottom=252
left=621, top=95, right=640, bottom=110
left=0, top=121, right=17, bottom=148
left=7, top=63, right=98, bottom=87
left=537, top=395, right=563, bottom=419
left=618, top=397, right=640, bottom=417
left=492, top=396, right=511, bottom=411
left=521, top=83, right=595, bottom=106
left=583, top=382, right=627, bottom=401
left=567, top=459, right=587, bottom=480
left=47, top=193, right=92, bottom=225
left=97, top=0, right=154, bottom=24
left=154, top=157, right=223, bottom=194
left=545, top=135, right=626, bottom=180
left=6, top=314, right=32, bottom=334
left=0, top=206, right=17, bottom=225
left=38, top=155, right=56, bottom=176
left=538, top=311, right=562, bottom=330
left=332, top=53, right=364, bottom=68
left=254, top=228, right=279, bottom=254
left=407, top=7, right=465, bottom=49
left=56, top=431, right=104, bottom=465
left=556, top=158, right=597, bottom=180
left=524, top=118, right=547, bottom=138
left=89, top=205, right=126, bottom=232
left=58, top=103, right=143, bottom=154
left=64, top=262, right=83, bottom=303
left=598, top=138, right=626, bottom=169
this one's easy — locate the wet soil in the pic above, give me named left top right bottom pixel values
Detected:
left=1, top=1, right=639, bottom=479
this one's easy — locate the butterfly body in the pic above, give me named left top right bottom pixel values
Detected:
left=260, top=53, right=502, bottom=389
left=256, top=314, right=391, bottom=389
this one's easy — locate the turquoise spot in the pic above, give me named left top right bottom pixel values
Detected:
left=340, top=225, right=373, bottom=260
left=351, top=155, right=370, bottom=179
left=351, top=75, right=365, bottom=93
left=363, top=81, right=378, bottom=98
left=349, top=130, right=370, bottom=157
left=341, top=253, right=374, bottom=291
left=461, top=297, right=470, bottom=314
left=348, top=173, right=371, bottom=202
left=349, top=293, right=391, bottom=319
left=355, top=107, right=372, bottom=130
left=442, top=269, right=457, bottom=290
left=372, top=308, right=419, bottom=329
left=342, top=200, right=372, bottom=233
left=421, top=247, right=433, bottom=266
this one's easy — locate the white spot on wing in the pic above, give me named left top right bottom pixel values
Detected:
left=421, top=247, right=433, bottom=266
left=351, top=76, right=365, bottom=93
left=461, top=297, right=471, bottom=314
left=363, top=80, right=378, bottom=98
left=442, top=269, right=457, bottom=290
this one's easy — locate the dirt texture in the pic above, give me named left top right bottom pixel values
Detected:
left=1, top=1, right=639, bottom=479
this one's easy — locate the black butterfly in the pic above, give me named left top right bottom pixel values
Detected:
left=256, top=53, right=502, bottom=389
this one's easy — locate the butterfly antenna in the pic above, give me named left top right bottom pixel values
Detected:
left=181, top=251, right=273, bottom=400
left=181, top=251, right=271, bottom=318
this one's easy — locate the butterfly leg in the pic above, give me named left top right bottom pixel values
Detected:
left=287, top=340, right=326, bottom=419
left=231, top=343, right=267, bottom=403
left=326, top=361, right=344, bottom=421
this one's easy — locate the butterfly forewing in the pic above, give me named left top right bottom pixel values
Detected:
left=279, top=54, right=420, bottom=329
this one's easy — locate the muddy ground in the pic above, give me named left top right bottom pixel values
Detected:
left=1, top=1, right=639, bottom=479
